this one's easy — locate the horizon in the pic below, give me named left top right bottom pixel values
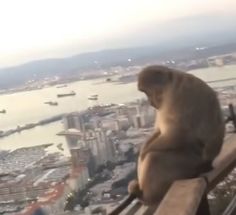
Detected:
left=0, top=0, right=236, bottom=68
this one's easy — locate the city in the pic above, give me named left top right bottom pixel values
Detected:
left=0, top=1, right=236, bottom=214
left=0, top=83, right=235, bottom=214
left=0, top=97, right=156, bottom=214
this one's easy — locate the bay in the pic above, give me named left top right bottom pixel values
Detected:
left=0, top=65, right=235, bottom=151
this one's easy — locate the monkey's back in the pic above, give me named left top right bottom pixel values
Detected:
left=162, top=71, right=225, bottom=160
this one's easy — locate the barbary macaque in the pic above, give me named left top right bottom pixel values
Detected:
left=109, top=65, right=224, bottom=215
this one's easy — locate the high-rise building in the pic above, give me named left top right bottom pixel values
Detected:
left=63, top=113, right=85, bottom=132
left=57, top=128, right=88, bottom=170
left=57, top=128, right=83, bottom=150
left=70, top=148, right=90, bottom=168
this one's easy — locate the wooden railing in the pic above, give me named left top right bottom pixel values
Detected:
left=110, top=104, right=236, bottom=215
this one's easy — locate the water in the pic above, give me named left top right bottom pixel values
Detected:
left=0, top=78, right=143, bottom=151
left=188, top=66, right=236, bottom=87
left=0, top=122, right=65, bottom=151
left=0, top=65, right=235, bottom=151
left=0, top=79, right=144, bottom=130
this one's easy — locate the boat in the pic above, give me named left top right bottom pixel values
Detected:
left=57, top=143, right=64, bottom=151
left=23, top=123, right=36, bottom=129
left=57, top=91, right=76, bottom=98
left=56, top=84, right=68, bottom=88
left=44, top=101, right=58, bottom=106
left=0, top=109, right=6, bottom=114
left=88, top=94, right=98, bottom=100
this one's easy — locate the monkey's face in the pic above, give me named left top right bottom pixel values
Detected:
left=138, top=65, right=173, bottom=109
left=140, top=87, right=164, bottom=109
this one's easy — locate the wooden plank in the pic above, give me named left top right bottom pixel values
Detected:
left=154, top=178, right=207, bottom=215
left=222, top=194, right=236, bottom=215
left=204, top=134, right=236, bottom=191
left=121, top=200, right=142, bottom=215
left=134, top=205, right=150, bottom=215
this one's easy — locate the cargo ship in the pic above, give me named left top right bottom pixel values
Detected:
left=88, top=94, right=98, bottom=100
left=0, top=109, right=6, bottom=114
left=44, top=101, right=58, bottom=106
left=56, top=84, right=68, bottom=88
left=57, top=91, right=76, bottom=98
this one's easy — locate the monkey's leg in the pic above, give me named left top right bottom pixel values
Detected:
left=203, top=135, right=224, bottom=168
left=196, top=161, right=213, bottom=174
left=139, top=151, right=176, bottom=205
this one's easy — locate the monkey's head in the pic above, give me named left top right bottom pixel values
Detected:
left=138, top=65, right=173, bottom=109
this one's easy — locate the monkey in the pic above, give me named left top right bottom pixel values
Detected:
left=108, top=65, right=225, bottom=215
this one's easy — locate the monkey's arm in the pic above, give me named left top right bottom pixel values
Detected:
left=145, top=129, right=160, bottom=146
left=140, top=134, right=180, bottom=159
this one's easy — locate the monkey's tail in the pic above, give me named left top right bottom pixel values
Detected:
left=108, top=194, right=137, bottom=215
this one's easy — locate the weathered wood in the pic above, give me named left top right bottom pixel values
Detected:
left=222, top=194, right=236, bottom=215
left=109, top=195, right=136, bottom=215
left=121, top=201, right=142, bottom=215
left=154, top=178, right=207, bottom=215
left=134, top=205, right=150, bottom=215
left=204, top=134, right=236, bottom=191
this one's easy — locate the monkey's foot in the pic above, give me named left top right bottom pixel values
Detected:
left=128, top=180, right=142, bottom=198
left=197, top=161, right=213, bottom=174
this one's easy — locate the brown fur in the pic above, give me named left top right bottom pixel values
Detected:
left=128, top=65, right=225, bottom=207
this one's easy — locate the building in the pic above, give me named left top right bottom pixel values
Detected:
left=63, top=112, right=85, bottom=132
left=207, top=57, right=224, bottom=67
left=19, top=166, right=89, bottom=215
left=57, top=128, right=84, bottom=150
left=207, top=53, right=236, bottom=67
left=59, top=111, right=117, bottom=173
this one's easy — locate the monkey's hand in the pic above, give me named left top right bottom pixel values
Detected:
left=128, top=180, right=143, bottom=199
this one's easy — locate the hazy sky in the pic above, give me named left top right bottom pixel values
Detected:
left=0, top=0, right=236, bottom=67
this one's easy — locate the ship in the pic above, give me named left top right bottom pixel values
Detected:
left=56, top=84, right=68, bottom=88
left=88, top=94, right=98, bottom=100
left=57, top=91, right=76, bottom=98
left=0, top=109, right=6, bottom=114
left=44, top=101, right=58, bottom=106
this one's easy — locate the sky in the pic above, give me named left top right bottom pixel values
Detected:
left=0, top=0, right=236, bottom=67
